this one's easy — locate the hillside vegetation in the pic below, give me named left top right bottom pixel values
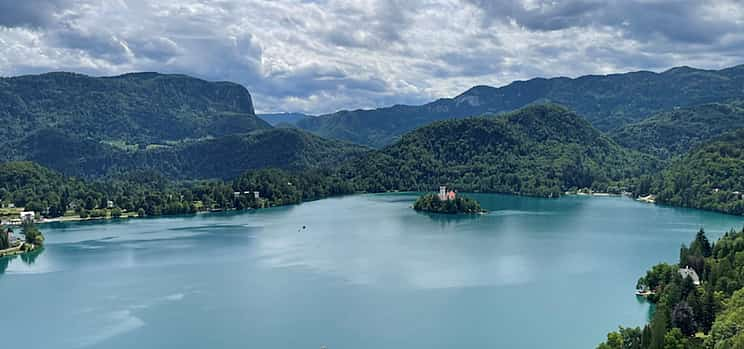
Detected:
left=0, top=161, right=354, bottom=219
left=648, top=129, right=744, bottom=215
left=18, top=128, right=368, bottom=179
left=598, top=228, right=744, bottom=348
left=0, top=72, right=269, bottom=147
left=0, top=72, right=368, bottom=178
left=298, top=65, right=744, bottom=147
left=612, top=101, right=744, bottom=159
left=342, top=104, right=658, bottom=197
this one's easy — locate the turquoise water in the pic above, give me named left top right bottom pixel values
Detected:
left=1, top=193, right=742, bottom=348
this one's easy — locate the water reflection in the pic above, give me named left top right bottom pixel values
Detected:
left=414, top=210, right=483, bottom=225
left=0, top=247, right=44, bottom=275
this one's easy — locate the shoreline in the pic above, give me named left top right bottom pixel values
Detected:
left=0, top=242, right=40, bottom=258
left=12, top=191, right=743, bottom=228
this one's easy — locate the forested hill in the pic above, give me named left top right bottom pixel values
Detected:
left=650, top=129, right=744, bottom=215
left=341, top=104, right=658, bottom=197
left=297, top=64, right=744, bottom=148
left=0, top=71, right=270, bottom=148
left=0, top=72, right=372, bottom=179
left=612, top=100, right=744, bottom=159
left=18, top=128, right=368, bottom=179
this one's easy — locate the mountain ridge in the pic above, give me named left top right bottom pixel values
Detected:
left=297, top=64, right=744, bottom=147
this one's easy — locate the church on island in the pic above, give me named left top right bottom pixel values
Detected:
left=438, top=186, right=456, bottom=201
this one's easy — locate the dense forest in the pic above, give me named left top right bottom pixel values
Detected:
left=644, top=130, right=744, bottom=216
left=298, top=64, right=744, bottom=147
left=0, top=73, right=367, bottom=179
left=0, top=72, right=268, bottom=147
left=597, top=228, right=744, bottom=348
left=0, top=161, right=354, bottom=219
left=20, top=128, right=368, bottom=179
left=612, top=101, right=744, bottom=159
left=341, top=104, right=659, bottom=198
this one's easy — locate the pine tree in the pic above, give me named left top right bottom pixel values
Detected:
left=0, top=227, right=9, bottom=249
left=700, top=289, right=716, bottom=333
left=641, top=325, right=652, bottom=349
left=649, top=304, right=669, bottom=349
left=693, top=229, right=712, bottom=257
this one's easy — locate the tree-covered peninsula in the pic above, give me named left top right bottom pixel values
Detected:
left=598, top=228, right=744, bottom=348
left=413, top=191, right=484, bottom=214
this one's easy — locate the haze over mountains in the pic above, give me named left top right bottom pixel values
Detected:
left=297, top=65, right=744, bottom=148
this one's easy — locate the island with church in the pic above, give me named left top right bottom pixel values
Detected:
left=413, top=186, right=485, bottom=214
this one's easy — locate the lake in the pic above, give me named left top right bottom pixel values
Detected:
left=1, top=193, right=743, bottom=348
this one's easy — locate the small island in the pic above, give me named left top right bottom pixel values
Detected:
left=0, top=220, right=44, bottom=258
left=413, top=186, right=485, bottom=214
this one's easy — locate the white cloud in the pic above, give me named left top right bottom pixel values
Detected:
left=0, top=0, right=743, bottom=114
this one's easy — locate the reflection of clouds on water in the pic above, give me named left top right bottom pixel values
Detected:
left=250, top=193, right=610, bottom=290
left=76, top=310, right=145, bottom=348
left=255, top=221, right=541, bottom=289
left=164, top=293, right=185, bottom=301
left=488, top=210, right=554, bottom=216
left=72, top=289, right=190, bottom=348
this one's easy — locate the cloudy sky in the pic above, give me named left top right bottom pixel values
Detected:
left=1, top=0, right=743, bottom=114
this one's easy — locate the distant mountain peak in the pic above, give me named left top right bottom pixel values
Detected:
left=297, top=63, right=744, bottom=148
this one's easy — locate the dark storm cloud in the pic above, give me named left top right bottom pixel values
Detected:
left=466, top=0, right=739, bottom=44
left=50, top=24, right=132, bottom=64
left=0, top=0, right=71, bottom=28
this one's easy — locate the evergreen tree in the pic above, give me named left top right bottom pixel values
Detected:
left=694, top=229, right=712, bottom=257
left=649, top=304, right=669, bottom=349
left=641, top=325, right=652, bottom=349
left=0, top=226, right=9, bottom=249
left=671, top=301, right=697, bottom=336
left=700, top=289, right=716, bottom=333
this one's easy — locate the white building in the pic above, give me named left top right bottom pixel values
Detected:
left=679, top=266, right=701, bottom=286
left=438, top=186, right=447, bottom=200
left=20, top=211, right=35, bottom=222
left=437, top=186, right=456, bottom=201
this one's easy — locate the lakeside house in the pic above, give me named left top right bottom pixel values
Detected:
left=438, top=186, right=456, bottom=201
left=20, top=211, right=35, bottom=223
left=234, top=191, right=261, bottom=199
left=679, top=266, right=701, bottom=286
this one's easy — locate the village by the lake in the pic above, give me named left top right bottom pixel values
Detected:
left=0, top=211, right=45, bottom=258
